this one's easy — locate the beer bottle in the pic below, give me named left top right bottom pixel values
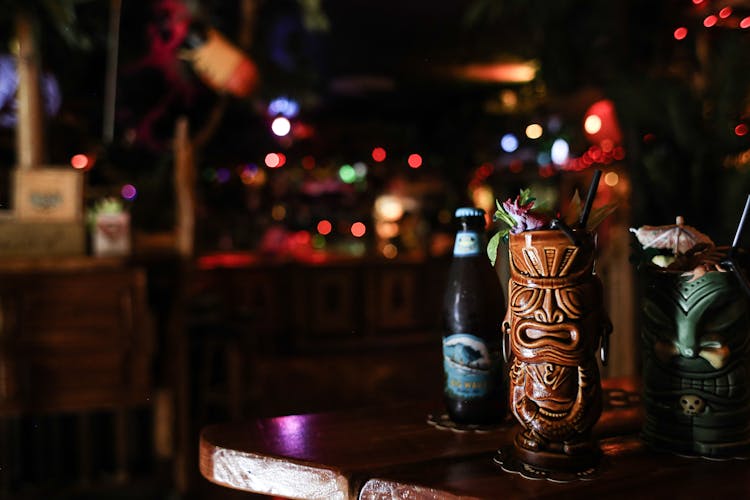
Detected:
left=442, top=207, right=506, bottom=424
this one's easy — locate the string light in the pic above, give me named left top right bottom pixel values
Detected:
left=372, top=147, right=387, bottom=162
left=704, top=15, right=718, bottom=27
left=70, top=154, right=89, bottom=169
left=407, top=154, right=423, bottom=168
left=317, top=220, right=332, bottom=235
left=271, top=116, right=291, bottom=136
left=265, top=153, right=281, bottom=168
left=351, top=222, right=366, bottom=237
left=525, top=123, right=543, bottom=139
left=673, top=27, right=688, bottom=40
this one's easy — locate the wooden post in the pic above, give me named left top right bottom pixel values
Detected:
left=15, top=12, right=44, bottom=170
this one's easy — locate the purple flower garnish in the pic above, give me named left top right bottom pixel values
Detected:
left=503, top=196, right=549, bottom=234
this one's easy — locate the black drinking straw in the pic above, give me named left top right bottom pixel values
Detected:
left=723, top=194, right=750, bottom=298
left=578, top=169, right=602, bottom=229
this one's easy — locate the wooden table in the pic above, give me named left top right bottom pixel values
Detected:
left=199, top=378, right=750, bottom=499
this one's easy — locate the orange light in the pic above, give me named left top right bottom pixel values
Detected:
left=584, top=115, right=602, bottom=134
left=407, top=154, right=422, bottom=168
left=704, top=15, right=718, bottom=27
left=382, top=243, right=398, bottom=259
left=719, top=7, right=732, bottom=18
left=604, top=172, right=619, bottom=187
left=70, top=154, right=89, bottom=169
left=455, top=61, right=538, bottom=83
left=351, top=222, right=366, bottom=237
left=525, top=123, right=543, bottom=139
left=673, top=27, right=688, bottom=40
left=372, top=147, right=387, bottom=162
left=317, top=219, right=332, bottom=235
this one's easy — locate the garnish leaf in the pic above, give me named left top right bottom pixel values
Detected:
left=564, top=190, right=582, bottom=226
left=487, top=232, right=500, bottom=266
left=586, top=203, right=617, bottom=231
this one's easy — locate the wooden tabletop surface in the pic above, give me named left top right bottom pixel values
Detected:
left=199, top=378, right=750, bottom=498
left=200, top=378, right=703, bottom=499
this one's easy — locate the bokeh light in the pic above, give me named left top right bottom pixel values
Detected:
left=271, top=116, right=291, bottom=136
left=407, top=154, right=423, bottom=168
left=736, top=124, right=749, bottom=137
left=265, top=153, right=280, bottom=168
left=372, top=147, right=387, bottom=162
left=121, top=184, right=137, bottom=200
left=353, top=161, right=368, bottom=179
left=604, top=171, right=619, bottom=187
left=704, top=15, right=718, bottom=27
left=317, top=219, right=332, bottom=235
left=584, top=114, right=602, bottom=134
left=267, top=97, right=299, bottom=118
left=338, top=164, right=357, bottom=183
left=382, top=243, right=398, bottom=259
left=550, top=138, right=570, bottom=165
left=673, top=27, right=688, bottom=40
left=351, top=222, right=366, bottom=237
left=525, top=123, right=543, bottom=139
left=500, top=133, right=519, bottom=153
left=70, top=154, right=89, bottom=169
left=271, top=204, right=287, bottom=221
left=374, top=195, right=404, bottom=221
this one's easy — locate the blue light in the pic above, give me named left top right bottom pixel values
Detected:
left=537, top=152, right=551, bottom=165
left=500, top=133, right=519, bottom=153
left=550, top=138, right=570, bottom=165
left=268, top=97, right=299, bottom=118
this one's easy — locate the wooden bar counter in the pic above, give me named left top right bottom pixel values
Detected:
left=195, top=378, right=750, bottom=499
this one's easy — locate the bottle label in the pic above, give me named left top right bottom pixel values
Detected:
left=453, top=230, right=481, bottom=257
left=443, top=333, right=497, bottom=400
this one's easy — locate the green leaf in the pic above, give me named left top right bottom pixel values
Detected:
left=487, top=232, right=500, bottom=266
left=518, top=188, right=535, bottom=205
left=487, top=230, right=509, bottom=266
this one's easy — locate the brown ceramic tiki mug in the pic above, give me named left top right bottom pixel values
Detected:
left=503, top=229, right=612, bottom=471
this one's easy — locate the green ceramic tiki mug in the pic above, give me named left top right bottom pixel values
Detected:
left=640, top=252, right=750, bottom=457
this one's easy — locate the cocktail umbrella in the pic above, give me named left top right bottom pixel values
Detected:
left=630, top=216, right=714, bottom=255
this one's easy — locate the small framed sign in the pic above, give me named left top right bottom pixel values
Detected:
left=13, top=168, right=84, bottom=221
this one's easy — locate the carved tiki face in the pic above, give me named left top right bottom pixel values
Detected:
left=641, top=267, right=750, bottom=457
left=505, top=230, right=609, bottom=450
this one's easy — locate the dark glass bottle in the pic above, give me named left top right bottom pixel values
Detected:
left=442, top=207, right=506, bottom=424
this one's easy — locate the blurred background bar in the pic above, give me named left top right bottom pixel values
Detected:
left=0, top=0, right=748, bottom=498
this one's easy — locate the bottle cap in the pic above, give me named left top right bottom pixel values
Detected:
left=454, top=207, right=485, bottom=218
